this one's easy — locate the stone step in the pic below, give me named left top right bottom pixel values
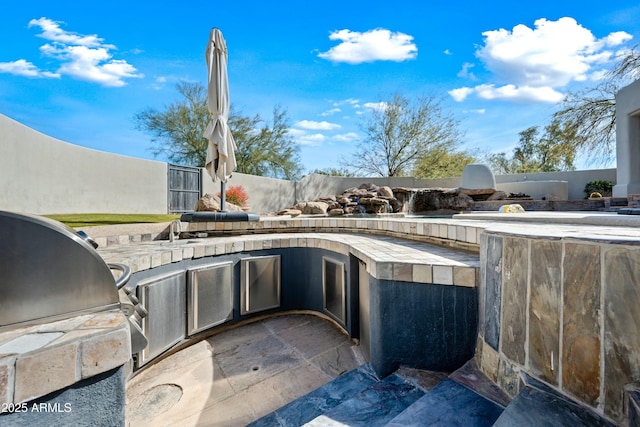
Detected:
left=493, top=375, right=617, bottom=427
left=304, top=372, right=425, bottom=427
left=247, top=364, right=379, bottom=427
left=386, top=378, right=504, bottom=426
left=617, top=207, right=640, bottom=215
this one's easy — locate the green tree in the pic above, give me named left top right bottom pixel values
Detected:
left=135, top=81, right=209, bottom=166
left=487, top=119, right=579, bottom=174
left=412, top=147, right=478, bottom=178
left=135, top=81, right=302, bottom=180
left=346, top=93, right=463, bottom=177
left=231, top=105, right=302, bottom=180
left=553, top=46, right=640, bottom=161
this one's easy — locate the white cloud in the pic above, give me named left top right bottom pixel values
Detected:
left=332, top=98, right=360, bottom=107
left=332, top=132, right=359, bottom=143
left=0, top=59, right=59, bottom=78
left=601, top=31, right=633, bottom=47
left=294, top=120, right=341, bottom=131
left=444, top=49, right=453, bottom=55
left=450, top=17, right=632, bottom=103
left=465, top=109, right=486, bottom=114
left=363, top=101, right=388, bottom=112
left=321, top=108, right=341, bottom=116
left=448, top=87, right=474, bottom=102
left=288, top=128, right=327, bottom=146
left=318, top=28, right=417, bottom=64
left=475, top=84, right=564, bottom=103
left=0, top=17, right=142, bottom=86
left=457, top=62, right=476, bottom=79
left=151, top=76, right=168, bottom=90
left=29, top=17, right=106, bottom=47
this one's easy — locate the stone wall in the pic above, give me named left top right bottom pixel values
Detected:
left=477, top=228, right=640, bottom=424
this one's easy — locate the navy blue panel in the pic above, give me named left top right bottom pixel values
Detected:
left=369, top=278, right=478, bottom=377
left=0, top=367, right=125, bottom=427
left=484, top=235, right=503, bottom=351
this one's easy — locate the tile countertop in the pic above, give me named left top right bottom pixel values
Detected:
left=0, top=309, right=131, bottom=408
left=97, top=232, right=481, bottom=288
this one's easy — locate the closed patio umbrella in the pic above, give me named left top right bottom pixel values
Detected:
left=203, top=27, right=236, bottom=211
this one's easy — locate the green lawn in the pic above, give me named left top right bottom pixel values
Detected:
left=46, top=213, right=181, bottom=228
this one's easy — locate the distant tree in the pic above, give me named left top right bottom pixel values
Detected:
left=553, top=46, right=640, bottom=161
left=231, top=105, right=303, bottom=180
left=487, top=119, right=579, bottom=174
left=135, top=81, right=209, bottom=166
left=345, top=93, right=463, bottom=177
left=309, top=167, right=356, bottom=177
left=134, top=81, right=302, bottom=180
left=412, top=147, right=478, bottom=178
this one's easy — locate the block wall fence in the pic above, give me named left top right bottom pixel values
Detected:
left=0, top=113, right=616, bottom=215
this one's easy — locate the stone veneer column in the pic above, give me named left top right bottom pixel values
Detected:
left=613, top=79, right=640, bottom=198
left=528, top=240, right=562, bottom=386
left=562, top=243, right=601, bottom=406
left=603, top=246, right=640, bottom=421
left=483, top=235, right=503, bottom=352
left=500, top=236, right=528, bottom=365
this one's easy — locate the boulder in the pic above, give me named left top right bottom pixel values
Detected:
left=195, top=193, right=242, bottom=212
left=359, top=197, right=391, bottom=214
left=326, top=200, right=342, bottom=210
left=328, top=208, right=345, bottom=216
left=411, top=188, right=474, bottom=212
left=276, top=208, right=302, bottom=217
left=359, top=183, right=379, bottom=191
left=295, top=201, right=329, bottom=215
left=458, top=188, right=496, bottom=201
left=377, top=186, right=394, bottom=198
left=344, top=206, right=358, bottom=214
left=487, top=191, right=507, bottom=201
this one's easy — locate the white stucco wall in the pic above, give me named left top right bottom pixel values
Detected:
left=0, top=114, right=167, bottom=215
left=613, top=79, right=640, bottom=197
left=201, top=171, right=297, bottom=214
left=0, top=113, right=621, bottom=215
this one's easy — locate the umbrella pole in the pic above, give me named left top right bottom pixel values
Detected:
left=220, top=181, right=226, bottom=212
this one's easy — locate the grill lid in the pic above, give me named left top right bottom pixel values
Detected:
left=0, top=211, right=120, bottom=330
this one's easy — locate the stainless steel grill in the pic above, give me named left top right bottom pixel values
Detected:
left=0, top=211, right=146, bottom=353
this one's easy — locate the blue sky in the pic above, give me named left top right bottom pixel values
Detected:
left=1, top=1, right=639, bottom=174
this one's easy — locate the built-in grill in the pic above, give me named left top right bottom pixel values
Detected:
left=0, top=210, right=147, bottom=352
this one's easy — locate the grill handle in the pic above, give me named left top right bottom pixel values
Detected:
left=108, top=263, right=132, bottom=290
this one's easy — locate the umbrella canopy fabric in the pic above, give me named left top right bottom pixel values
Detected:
left=204, top=28, right=236, bottom=183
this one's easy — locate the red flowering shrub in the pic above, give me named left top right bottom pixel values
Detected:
left=217, top=185, right=249, bottom=207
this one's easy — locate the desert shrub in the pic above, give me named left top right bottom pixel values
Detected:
left=584, top=180, right=613, bottom=198
left=218, top=185, right=249, bottom=207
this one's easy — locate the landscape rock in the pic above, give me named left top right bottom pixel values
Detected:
left=195, top=193, right=242, bottom=212
left=359, top=197, right=391, bottom=214
left=377, top=186, right=394, bottom=198
left=295, top=201, right=329, bottom=215
left=487, top=191, right=508, bottom=201
left=459, top=188, right=497, bottom=201
left=276, top=208, right=302, bottom=217
left=411, top=188, right=474, bottom=212
left=328, top=208, right=345, bottom=216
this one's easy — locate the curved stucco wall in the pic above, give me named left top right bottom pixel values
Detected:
left=0, top=113, right=620, bottom=215
left=0, top=114, right=167, bottom=215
